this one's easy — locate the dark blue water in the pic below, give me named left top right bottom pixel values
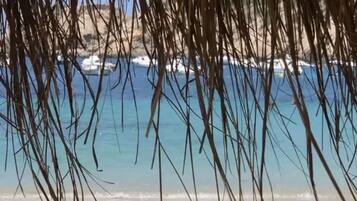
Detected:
left=0, top=60, right=355, bottom=200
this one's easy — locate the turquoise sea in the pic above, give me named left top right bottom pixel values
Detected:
left=0, top=59, right=355, bottom=201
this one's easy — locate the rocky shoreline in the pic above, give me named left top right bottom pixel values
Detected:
left=58, top=4, right=337, bottom=60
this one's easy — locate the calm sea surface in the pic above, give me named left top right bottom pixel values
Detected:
left=0, top=59, right=355, bottom=200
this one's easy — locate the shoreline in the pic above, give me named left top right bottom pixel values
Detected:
left=0, top=190, right=344, bottom=201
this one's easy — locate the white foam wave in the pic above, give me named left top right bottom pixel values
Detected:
left=0, top=191, right=339, bottom=201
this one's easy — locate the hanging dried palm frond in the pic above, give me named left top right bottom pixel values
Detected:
left=0, top=0, right=356, bottom=201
